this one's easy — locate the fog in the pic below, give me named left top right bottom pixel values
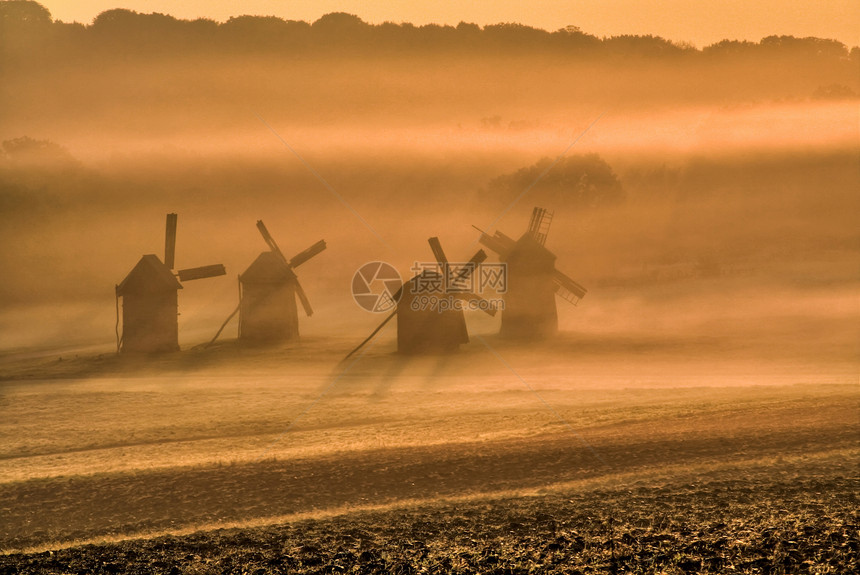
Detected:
left=1, top=7, right=858, bottom=367
left=2, top=10, right=860, bottom=561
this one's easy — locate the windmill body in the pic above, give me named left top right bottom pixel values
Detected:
left=116, top=213, right=226, bottom=353
left=239, top=252, right=299, bottom=342
left=477, top=207, right=587, bottom=340
left=501, top=233, right=558, bottom=339
left=237, top=221, right=325, bottom=344
left=116, top=254, right=182, bottom=352
left=346, top=237, right=496, bottom=359
left=397, top=270, right=470, bottom=354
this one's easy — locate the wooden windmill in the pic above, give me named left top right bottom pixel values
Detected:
left=346, top=237, right=496, bottom=357
left=237, top=220, right=326, bottom=343
left=115, top=213, right=226, bottom=353
left=475, top=207, right=587, bottom=339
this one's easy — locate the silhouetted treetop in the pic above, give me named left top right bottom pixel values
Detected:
left=603, top=34, right=687, bottom=57
left=220, top=15, right=309, bottom=49
left=91, top=9, right=180, bottom=34
left=760, top=35, right=849, bottom=57
left=1, top=1, right=54, bottom=61
left=312, top=12, right=368, bottom=31
left=0, top=0, right=50, bottom=26
left=1, top=1, right=856, bottom=64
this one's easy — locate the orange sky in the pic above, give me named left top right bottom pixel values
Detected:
left=39, top=0, right=860, bottom=47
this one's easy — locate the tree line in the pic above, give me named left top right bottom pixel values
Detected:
left=2, top=0, right=857, bottom=66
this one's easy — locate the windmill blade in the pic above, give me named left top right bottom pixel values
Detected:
left=256, top=220, right=288, bottom=263
left=427, top=236, right=449, bottom=267
left=289, top=239, right=326, bottom=268
left=454, top=292, right=498, bottom=317
left=474, top=227, right=516, bottom=258
left=540, top=209, right=554, bottom=239
left=458, top=249, right=487, bottom=278
left=450, top=250, right=493, bottom=315
left=527, top=206, right=542, bottom=236
left=494, top=231, right=516, bottom=247
left=553, top=269, right=587, bottom=305
left=449, top=249, right=487, bottom=289
left=294, top=277, right=314, bottom=316
left=164, top=213, right=177, bottom=269
left=468, top=250, right=488, bottom=265
left=527, top=207, right=553, bottom=245
left=177, top=264, right=227, bottom=282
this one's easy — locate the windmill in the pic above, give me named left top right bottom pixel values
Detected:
left=115, top=213, right=226, bottom=353
left=236, top=220, right=326, bottom=343
left=346, top=237, right=496, bottom=357
left=474, top=206, right=587, bottom=339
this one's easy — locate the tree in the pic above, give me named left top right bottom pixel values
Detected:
left=0, top=0, right=51, bottom=27
left=487, top=154, right=625, bottom=210
left=2, top=136, right=76, bottom=165
left=603, top=34, right=688, bottom=58
left=312, top=13, right=368, bottom=38
left=90, top=9, right=195, bottom=54
left=220, top=15, right=308, bottom=51
left=1, top=0, right=52, bottom=61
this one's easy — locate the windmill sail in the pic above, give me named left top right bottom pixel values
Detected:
left=256, top=220, right=284, bottom=259
left=455, top=251, right=497, bottom=317
left=177, top=264, right=227, bottom=282
left=446, top=248, right=496, bottom=317
left=294, top=279, right=314, bottom=316
left=527, top=207, right=553, bottom=246
left=454, top=249, right=487, bottom=283
left=256, top=220, right=325, bottom=317
left=447, top=248, right=485, bottom=289
left=290, top=240, right=327, bottom=268
left=553, top=269, right=587, bottom=305
left=476, top=229, right=516, bottom=258
left=164, top=213, right=177, bottom=269
left=428, top=236, right=449, bottom=266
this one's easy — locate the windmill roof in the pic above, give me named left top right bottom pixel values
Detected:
left=240, top=251, right=295, bottom=283
left=506, top=233, right=557, bottom=262
left=116, top=254, right=182, bottom=296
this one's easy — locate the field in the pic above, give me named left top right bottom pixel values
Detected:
left=1, top=330, right=857, bottom=573
left=3, top=467, right=858, bottom=574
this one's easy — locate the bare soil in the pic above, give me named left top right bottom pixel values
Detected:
left=1, top=462, right=857, bottom=574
